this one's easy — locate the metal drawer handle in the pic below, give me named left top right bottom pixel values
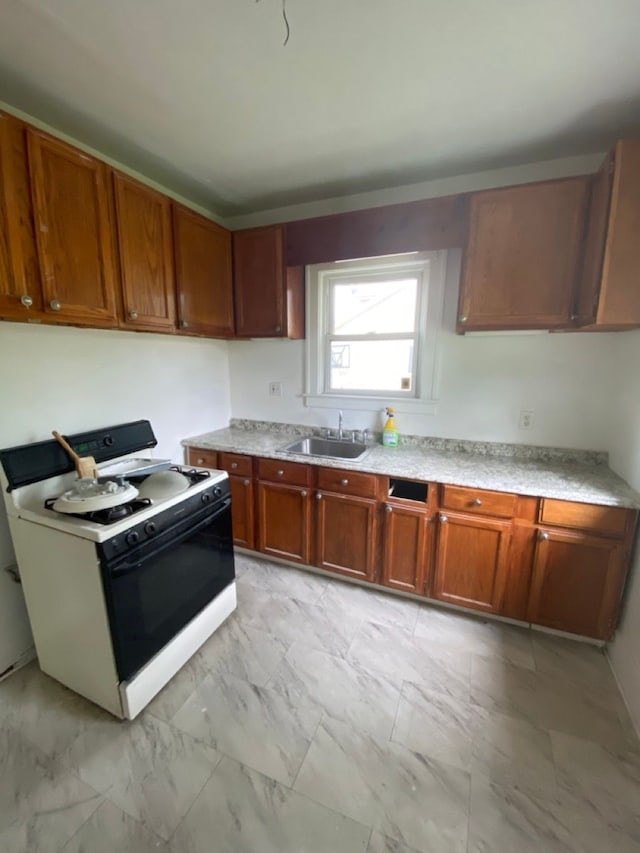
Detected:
left=472, top=498, right=483, bottom=506
left=385, top=505, right=392, bottom=513
left=440, top=514, right=448, bottom=523
left=231, top=462, right=238, bottom=469
left=539, top=531, right=549, bottom=541
left=301, top=490, right=308, bottom=497
left=20, top=294, right=33, bottom=308
left=341, top=478, right=349, bottom=485
left=277, top=469, right=284, bottom=477
left=244, top=479, right=250, bottom=486
left=316, top=492, right=322, bottom=500
left=50, top=299, right=61, bottom=311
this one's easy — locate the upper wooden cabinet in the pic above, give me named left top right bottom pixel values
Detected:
left=27, top=129, right=118, bottom=325
left=575, top=140, right=640, bottom=329
left=173, top=205, right=234, bottom=337
left=457, top=177, right=589, bottom=331
left=112, top=172, right=175, bottom=332
left=0, top=113, right=42, bottom=320
left=232, top=224, right=304, bottom=338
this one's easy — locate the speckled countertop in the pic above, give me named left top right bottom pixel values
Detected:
left=183, top=421, right=640, bottom=509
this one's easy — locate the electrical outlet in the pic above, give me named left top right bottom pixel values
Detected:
left=519, top=409, right=535, bottom=430
left=269, top=381, right=282, bottom=397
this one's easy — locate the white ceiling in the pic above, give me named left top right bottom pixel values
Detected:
left=1, top=0, right=640, bottom=216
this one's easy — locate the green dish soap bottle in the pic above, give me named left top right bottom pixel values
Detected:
left=382, top=407, right=399, bottom=447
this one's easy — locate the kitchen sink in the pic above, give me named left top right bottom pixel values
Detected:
left=281, top=436, right=371, bottom=461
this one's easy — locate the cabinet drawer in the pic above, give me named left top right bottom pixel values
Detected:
left=441, top=485, right=516, bottom=518
left=257, top=457, right=312, bottom=487
left=187, top=447, right=218, bottom=469
left=218, top=452, right=253, bottom=477
left=317, top=467, right=379, bottom=498
left=539, top=499, right=628, bottom=537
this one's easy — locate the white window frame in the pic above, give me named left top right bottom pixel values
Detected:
left=304, top=251, right=446, bottom=414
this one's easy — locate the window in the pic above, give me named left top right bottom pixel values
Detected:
left=305, top=251, right=446, bottom=413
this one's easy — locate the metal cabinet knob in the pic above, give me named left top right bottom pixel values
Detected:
left=459, top=315, right=468, bottom=323
left=274, top=324, right=282, bottom=333
left=539, top=531, right=549, bottom=541
left=49, top=299, right=61, bottom=311
left=340, top=478, right=349, bottom=486
left=472, top=498, right=483, bottom=506
left=316, top=492, right=322, bottom=500
left=20, top=294, right=33, bottom=308
left=128, top=311, right=138, bottom=321
left=231, top=462, right=238, bottom=469
left=440, top=514, right=448, bottom=523
left=197, top=458, right=204, bottom=464
left=277, top=469, right=284, bottom=477
left=385, top=505, right=393, bottom=513
left=244, top=479, right=250, bottom=486
left=301, top=490, right=308, bottom=497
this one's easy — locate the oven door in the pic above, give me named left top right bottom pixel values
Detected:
left=100, top=498, right=234, bottom=681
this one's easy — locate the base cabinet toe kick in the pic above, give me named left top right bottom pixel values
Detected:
left=187, top=447, right=638, bottom=641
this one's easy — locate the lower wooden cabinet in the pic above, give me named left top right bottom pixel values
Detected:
left=527, top=528, right=628, bottom=640
left=381, top=503, right=433, bottom=594
left=257, top=481, right=311, bottom=564
left=315, top=491, right=378, bottom=581
left=433, top=512, right=511, bottom=614
left=229, top=474, right=255, bottom=550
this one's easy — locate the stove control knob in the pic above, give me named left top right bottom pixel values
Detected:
left=213, top=486, right=223, bottom=498
left=144, top=521, right=157, bottom=536
left=104, top=435, right=114, bottom=447
left=201, top=492, right=212, bottom=504
left=126, top=531, right=140, bottom=546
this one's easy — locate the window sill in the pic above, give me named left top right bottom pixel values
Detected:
left=302, top=394, right=437, bottom=415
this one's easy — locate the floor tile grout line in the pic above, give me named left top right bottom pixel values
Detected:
left=163, top=749, right=225, bottom=848
left=55, top=796, right=107, bottom=853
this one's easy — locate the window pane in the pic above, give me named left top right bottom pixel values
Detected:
left=329, top=339, right=414, bottom=392
left=331, top=279, right=417, bottom=335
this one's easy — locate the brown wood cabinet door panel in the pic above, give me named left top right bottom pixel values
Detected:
left=527, top=529, right=627, bottom=639
left=382, top=504, right=433, bottom=594
left=258, top=481, right=311, bottom=563
left=113, top=173, right=175, bottom=330
left=458, top=178, right=588, bottom=330
left=441, top=485, right=516, bottom=518
left=233, top=225, right=285, bottom=337
left=229, top=474, right=255, bottom=550
left=539, top=499, right=628, bottom=538
left=434, top=513, right=511, bottom=613
left=316, top=467, right=380, bottom=499
left=27, top=129, right=117, bottom=323
left=257, top=458, right=312, bottom=487
left=315, top=492, right=378, bottom=581
left=173, top=205, right=233, bottom=337
left=218, top=452, right=253, bottom=478
left=0, top=113, right=42, bottom=319
left=186, top=448, right=218, bottom=468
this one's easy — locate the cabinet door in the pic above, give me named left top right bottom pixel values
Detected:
left=257, top=481, right=311, bottom=563
left=527, top=529, right=627, bottom=640
left=382, top=503, right=433, bottom=595
left=458, top=178, right=588, bottom=331
left=173, top=205, right=233, bottom=337
left=27, top=129, right=117, bottom=324
left=0, top=113, right=42, bottom=318
left=433, top=512, right=511, bottom=613
left=233, top=224, right=286, bottom=337
left=113, top=173, right=175, bottom=330
left=229, top=474, right=255, bottom=550
left=315, top=492, right=378, bottom=581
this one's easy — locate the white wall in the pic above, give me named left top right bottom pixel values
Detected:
left=228, top=254, right=618, bottom=450
left=0, top=322, right=231, bottom=671
left=607, top=330, right=640, bottom=735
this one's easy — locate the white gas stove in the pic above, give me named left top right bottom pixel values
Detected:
left=0, top=420, right=237, bottom=719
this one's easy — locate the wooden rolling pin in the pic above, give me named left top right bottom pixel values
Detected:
left=52, top=430, right=98, bottom=479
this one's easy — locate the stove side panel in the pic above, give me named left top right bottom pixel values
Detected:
left=9, top=518, right=123, bottom=717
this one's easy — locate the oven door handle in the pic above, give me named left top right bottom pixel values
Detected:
left=108, top=498, right=231, bottom=577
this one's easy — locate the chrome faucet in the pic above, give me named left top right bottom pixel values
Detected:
left=337, top=410, right=344, bottom=441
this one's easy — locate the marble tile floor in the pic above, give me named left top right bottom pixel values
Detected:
left=1, top=552, right=639, bottom=852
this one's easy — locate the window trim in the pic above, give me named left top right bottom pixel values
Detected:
left=304, top=251, right=446, bottom=414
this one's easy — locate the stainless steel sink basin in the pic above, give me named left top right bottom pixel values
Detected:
left=281, top=436, right=371, bottom=461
